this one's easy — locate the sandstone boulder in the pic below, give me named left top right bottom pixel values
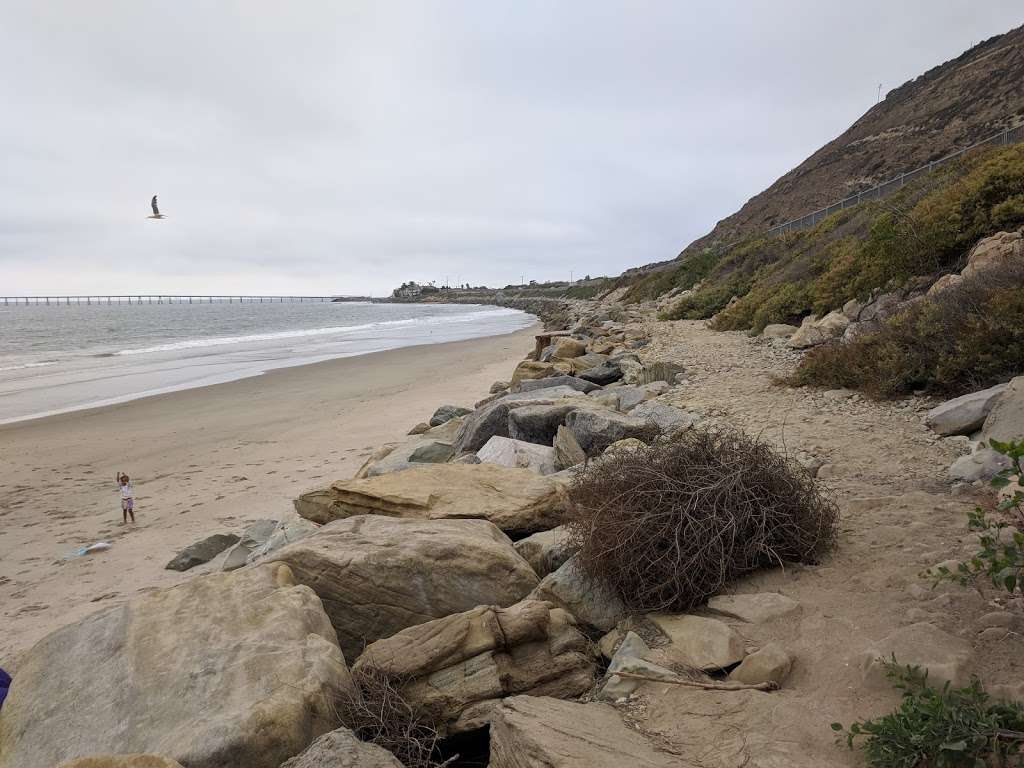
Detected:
left=553, top=424, right=587, bottom=470
left=407, top=421, right=431, bottom=435
left=489, top=696, right=678, bottom=768
left=269, top=516, right=538, bottom=660
left=858, top=622, right=972, bottom=689
left=514, top=526, right=574, bottom=578
left=59, top=759, right=184, bottom=768
left=551, top=337, right=587, bottom=358
left=164, top=532, right=239, bottom=571
left=762, top=323, right=798, bottom=340
left=490, top=380, right=510, bottom=394
left=647, top=614, right=746, bottom=670
left=565, top=407, right=657, bottom=456
left=292, top=463, right=565, bottom=534
left=429, top=404, right=471, bottom=427
left=222, top=518, right=279, bottom=571
left=530, top=557, right=627, bottom=631
left=728, top=643, right=792, bottom=686
left=787, top=311, right=850, bottom=349
left=478, top=436, right=557, bottom=475
left=360, top=438, right=455, bottom=477
left=0, top=564, right=351, bottom=768
left=983, top=375, right=1024, bottom=443
left=962, top=229, right=1023, bottom=280
left=707, top=593, right=801, bottom=624
left=279, top=728, right=403, bottom=768
left=925, top=384, right=1008, bottom=436
left=511, top=360, right=556, bottom=387
left=353, top=600, right=596, bottom=733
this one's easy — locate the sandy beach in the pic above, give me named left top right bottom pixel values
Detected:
left=0, top=323, right=539, bottom=667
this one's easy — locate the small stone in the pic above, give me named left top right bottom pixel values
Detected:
left=728, top=643, right=792, bottom=686
left=407, top=422, right=431, bottom=435
left=647, top=614, right=746, bottom=670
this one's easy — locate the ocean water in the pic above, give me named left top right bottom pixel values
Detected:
left=0, top=301, right=534, bottom=424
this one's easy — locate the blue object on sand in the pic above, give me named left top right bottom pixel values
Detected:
left=0, top=668, right=10, bottom=710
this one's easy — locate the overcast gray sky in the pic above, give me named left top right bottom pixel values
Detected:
left=2, top=2, right=1021, bottom=296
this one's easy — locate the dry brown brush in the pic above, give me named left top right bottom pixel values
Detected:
left=334, top=666, right=451, bottom=768
left=566, top=426, right=839, bottom=612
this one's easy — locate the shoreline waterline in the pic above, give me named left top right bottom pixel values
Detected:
left=0, top=302, right=535, bottom=426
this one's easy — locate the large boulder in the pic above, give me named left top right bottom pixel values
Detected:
left=454, top=388, right=587, bottom=453
left=279, top=728, right=402, bottom=768
left=515, top=375, right=600, bottom=395
left=268, top=516, right=538, bottom=660
left=925, top=384, right=1008, bottom=436
left=164, top=532, right=239, bottom=571
left=514, top=526, right=574, bottom=578
left=529, top=557, right=627, bottom=631
left=983, top=376, right=1024, bottom=443
left=857, top=622, right=972, bottom=689
left=353, top=600, right=596, bottom=734
left=247, top=517, right=319, bottom=564
left=787, top=310, right=850, bottom=349
left=0, top=564, right=352, bottom=768
left=511, top=360, right=556, bottom=387
left=553, top=424, right=587, bottom=470
left=962, top=229, right=1023, bottom=280
left=508, top=403, right=579, bottom=445
left=489, top=696, right=678, bottom=768
left=360, top=438, right=454, bottom=477
left=478, top=436, right=557, bottom=475
left=292, top=463, right=566, bottom=534
left=429, top=404, right=472, bottom=427
left=221, top=518, right=279, bottom=571
left=551, top=337, right=587, bottom=359
left=59, top=759, right=184, bottom=768
left=646, top=614, right=746, bottom=671
left=564, top=408, right=657, bottom=456
left=578, top=363, right=623, bottom=386
left=630, top=401, right=697, bottom=432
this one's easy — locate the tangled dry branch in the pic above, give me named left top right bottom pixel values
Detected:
left=567, top=425, right=839, bottom=612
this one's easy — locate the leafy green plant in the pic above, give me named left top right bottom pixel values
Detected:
left=832, top=660, right=1024, bottom=768
left=933, top=439, right=1024, bottom=596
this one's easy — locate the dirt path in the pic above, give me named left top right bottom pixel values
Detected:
left=628, top=320, right=1023, bottom=767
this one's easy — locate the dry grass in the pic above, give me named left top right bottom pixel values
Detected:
left=566, top=426, right=839, bottom=612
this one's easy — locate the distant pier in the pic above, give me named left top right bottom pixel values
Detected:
left=0, top=295, right=363, bottom=306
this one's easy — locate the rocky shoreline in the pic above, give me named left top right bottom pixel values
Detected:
left=1, top=294, right=1022, bottom=768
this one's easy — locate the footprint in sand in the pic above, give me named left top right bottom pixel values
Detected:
left=14, top=603, right=49, bottom=616
left=90, top=592, right=119, bottom=603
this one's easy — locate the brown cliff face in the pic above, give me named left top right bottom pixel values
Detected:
left=678, top=25, right=1024, bottom=258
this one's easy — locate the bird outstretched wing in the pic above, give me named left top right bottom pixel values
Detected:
left=151, top=195, right=160, bottom=215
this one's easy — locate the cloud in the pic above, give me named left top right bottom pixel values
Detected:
left=1, top=1, right=1021, bottom=295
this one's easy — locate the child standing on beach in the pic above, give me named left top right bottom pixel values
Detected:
left=117, top=472, right=135, bottom=524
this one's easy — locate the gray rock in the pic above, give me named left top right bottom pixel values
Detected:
left=452, top=453, right=481, bottom=464
left=508, top=403, right=579, bottom=445
left=598, top=631, right=678, bottom=700
left=490, top=380, right=510, bottom=394
left=429, top=404, right=472, bottom=427
left=247, top=518, right=319, bottom=564
left=925, top=384, right=1008, bottom=436
left=948, top=447, right=1013, bottom=483
left=514, top=526, right=574, bottom=577
left=571, top=353, right=611, bottom=372
left=455, top=388, right=588, bottom=453
left=858, top=622, right=972, bottom=689
left=165, top=533, right=240, bottom=572
left=630, top=401, right=697, bottom=432
left=983, top=375, right=1024, bottom=443
left=530, top=557, right=627, bottom=631
left=363, top=438, right=455, bottom=477
left=515, top=375, right=600, bottom=394
left=565, top=408, right=657, bottom=456
left=478, top=436, right=557, bottom=475
left=279, top=727, right=403, bottom=767
left=553, top=424, right=587, bottom=470
left=630, top=361, right=686, bottom=386
left=222, top=519, right=279, bottom=571
left=578, top=363, right=623, bottom=386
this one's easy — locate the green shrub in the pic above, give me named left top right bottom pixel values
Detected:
left=932, top=439, right=1024, bottom=596
left=833, top=661, right=1024, bottom=768
left=787, top=262, right=1024, bottom=399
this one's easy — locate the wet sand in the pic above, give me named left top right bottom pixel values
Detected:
left=0, top=323, right=539, bottom=667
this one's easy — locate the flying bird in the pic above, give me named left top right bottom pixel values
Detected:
left=147, top=195, right=166, bottom=219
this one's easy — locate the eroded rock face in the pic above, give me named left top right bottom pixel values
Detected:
left=268, top=516, right=538, bottom=660
left=292, top=463, right=566, bottom=534
left=925, top=384, right=1008, bottom=436
left=0, top=564, right=352, bottom=768
left=279, top=728, right=403, bottom=768
left=353, top=600, right=596, bottom=733
left=489, top=696, right=678, bottom=768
